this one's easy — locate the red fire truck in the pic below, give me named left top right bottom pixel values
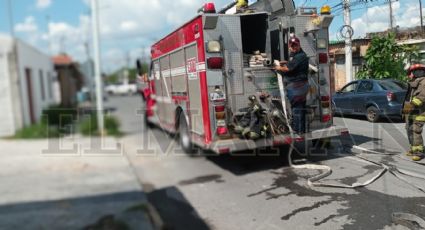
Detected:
left=140, top=0, right=348, bottom=154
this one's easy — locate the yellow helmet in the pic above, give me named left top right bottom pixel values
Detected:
left=236, top=0, right=248, bottom=8
left=320, top=5, right=331, bottom=15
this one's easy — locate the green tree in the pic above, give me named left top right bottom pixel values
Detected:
left=357, top=33, right=419, bottom=81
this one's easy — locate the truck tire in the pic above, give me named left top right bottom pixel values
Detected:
left=366, top=106, right=380, bottom=123
left=144, top=111, right=154, bottom=129
left=177, top=114, right=195, bottom=154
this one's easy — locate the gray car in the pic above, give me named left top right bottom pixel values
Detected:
left=332, top=79, right=407, bottom=122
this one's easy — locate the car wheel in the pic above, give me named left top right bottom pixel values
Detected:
left=366, top=106, right=380, bottom=123
left=177, top=114, right=195, bottom=154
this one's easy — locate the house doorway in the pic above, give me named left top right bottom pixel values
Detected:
left=25, top=68, right=36, bottom=124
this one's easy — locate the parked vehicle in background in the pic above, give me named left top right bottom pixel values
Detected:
left=332, top=79, right=407, bottom=122
left=105, top=82, right=137, bottom=96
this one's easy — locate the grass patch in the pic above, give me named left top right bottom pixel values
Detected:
left=79, top=115, right=123, bottom=137
left=13, top=122, right=60, bottom=139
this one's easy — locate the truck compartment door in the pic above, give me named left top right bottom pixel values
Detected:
left=185, top=44, right=204, bottom=136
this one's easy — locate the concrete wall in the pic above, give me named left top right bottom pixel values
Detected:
left=0, top=35, right=56, bottom=137
left=16, top=39, right=56, bottom=126
left=0, top=36, right=16, bottom=137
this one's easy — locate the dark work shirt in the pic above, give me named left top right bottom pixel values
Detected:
left=277, top=49, right=310, bottom=104
left=283, top=49, right=309, bottom=83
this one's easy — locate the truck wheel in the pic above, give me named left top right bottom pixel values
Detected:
left=144, top=111, right=154, bottom=129
left=366, top=106, right=380, bottom=123
left=178, top=114, right=195, bottom=154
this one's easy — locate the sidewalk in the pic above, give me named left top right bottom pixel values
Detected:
left=0, top=137, right=154, bottom=230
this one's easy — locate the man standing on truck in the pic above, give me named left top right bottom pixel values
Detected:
left=403, top=64, right=425, bottom=161
left=274, top=36, right=310, bottom=134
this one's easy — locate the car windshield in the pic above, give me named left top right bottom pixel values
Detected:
left=378, top=80, right=407, bottom=91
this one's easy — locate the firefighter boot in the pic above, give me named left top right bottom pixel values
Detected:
left=411, top=146, right=424, bottom=161
left=412, top=153, right=424, bottom=161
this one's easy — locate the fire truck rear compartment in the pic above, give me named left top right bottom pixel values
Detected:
left=240, top=13, right=268, bottom=55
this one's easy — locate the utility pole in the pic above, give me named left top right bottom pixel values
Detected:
left=420, top=0, right=424, bottom=36
left=343, top=0, right=353, bottom=83
left=84, top=42, right=95, bottom=101
left=46, top=15, right=52, bottom=55
left=91, top=0, right=105, bottom=136
left=388, top=0, right=393, bottom=29
left=7, top=0, right=14, bottom=37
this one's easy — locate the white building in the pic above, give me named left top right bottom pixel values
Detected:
left=0, top=34, right=58, bottom=137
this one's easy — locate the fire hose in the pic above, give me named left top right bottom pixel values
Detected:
left=276, top=72, right=425, bottom=227
left=276, top=72, right=425, bottom=191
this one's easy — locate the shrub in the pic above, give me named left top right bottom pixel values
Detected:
left=42, top=104, right=77, bottom=127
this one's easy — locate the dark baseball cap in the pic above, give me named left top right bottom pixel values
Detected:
left=289, top=37, right=300, bottom=46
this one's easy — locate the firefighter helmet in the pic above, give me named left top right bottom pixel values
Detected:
left=236, top=0, right=248, bottom=8
left=408, top=64, right=425, bottom=79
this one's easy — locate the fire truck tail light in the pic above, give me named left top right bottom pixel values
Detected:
left=215, top=112, right=226, bottom=120
left=207, top=41, right=221, bottom=53
left=317, top=39, right=327, bottom=49
left=322, top=114, right=332, bottom=123
left=321, top=95, right=330, bottom=101
left=322, top=108, right=331, bottom=114
left=216, top=126, right=228, bottom=135
left=321, top=95, right=331, bottom=122
left=319, top=53, right=328, bottom=64
left=207, top=57, right=223, bottom=69
left=214, top=105, right=225, bottom=112
left=321, top=101, right=330, bottom=108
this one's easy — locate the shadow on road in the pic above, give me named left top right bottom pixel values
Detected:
left=144, top=184, right=211, bottom=230
left=203, top=139, right=354, bottom=176
left=341, top=133, right=381, bottom=147
left=0, top=191, right=152, bottom=230
left=203, top=131, right=383, bottom=176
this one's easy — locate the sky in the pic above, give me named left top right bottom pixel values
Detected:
left=0, top=0, right=423, bottom=73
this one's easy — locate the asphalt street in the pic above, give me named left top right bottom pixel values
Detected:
left=109, top=95, right=425, bottom=230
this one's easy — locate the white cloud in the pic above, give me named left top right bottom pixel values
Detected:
left=36, top=0, right=52, bottom=9
left=120, top=20, right=138, bottom=32
left=46, top=15, right=91, bottom=60
left=351, top=0, right=424, bottom=38
left=15, top=16, right=38, bottom=33
left=82, top=0, right=230, bottom=39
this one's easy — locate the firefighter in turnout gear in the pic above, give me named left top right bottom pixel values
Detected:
left=234, top=95, right=267, bottom=140
left=236, top=0, right=249, bottom=13
left=403, top=64, right=425, bottom=161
